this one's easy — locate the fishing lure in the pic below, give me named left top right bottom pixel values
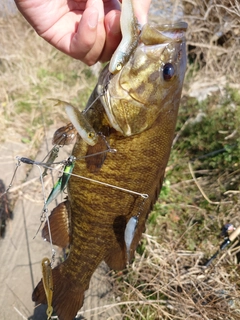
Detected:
left=124, top=216, right=138, bottom=263
left=41, top=257, right=54, bottom=320
left=52, top=123, right=77, bottom=146
left=45, top=156, right=76, bottom=206
left=0, top=139, right=116, bottom=201
left=109, top=0, right=139, bottom=74
left=50, top=99, right=98, bottom=146
left=60, top=156, right=75, bottom=190
left=42, top=145, right=60, bottom=177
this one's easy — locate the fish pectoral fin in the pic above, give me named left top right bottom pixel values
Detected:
left=86, top=135, right=109, bottom=172
left=105, top=214, right=148, bottom=269
left=42, top=201, right=70, bottom=248
left=33, top=264, right=85, bottom=320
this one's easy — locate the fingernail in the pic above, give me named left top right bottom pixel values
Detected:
left=88, top=11, right=98, bottom=29
left=108, top=12, right=121, bottom=34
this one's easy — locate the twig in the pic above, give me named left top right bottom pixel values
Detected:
left=188, top=161, right=232, bottom=205
left=13, top=307, right=28, bottom=320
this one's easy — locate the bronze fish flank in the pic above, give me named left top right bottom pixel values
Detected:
left=33, top=14, right=187, bottom=320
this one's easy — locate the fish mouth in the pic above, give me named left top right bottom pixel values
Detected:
left=155, top=22, right=188, bottom=31
left=140, top=21, right=188, bottom=46
left=156, top=22, right=188, bottom=41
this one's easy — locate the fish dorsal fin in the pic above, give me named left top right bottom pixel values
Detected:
left=42, top=201, right=70, bottom=248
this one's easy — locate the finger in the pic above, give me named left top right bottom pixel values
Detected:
left=103, top=0, right=121, bottom=13
left=119, top=0, right=151, bottom=25
left=70, top=8, right=99, bottom=58
left=38, top=7, right=100, bottom=63
left=132, top=0, right=151, bottom=25
left=70, top=7, right=106, bottom=65
left=100, top=10, right=121, bottom=62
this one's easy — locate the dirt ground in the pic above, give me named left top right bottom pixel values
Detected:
left=0, top=131, right=121, bottom=320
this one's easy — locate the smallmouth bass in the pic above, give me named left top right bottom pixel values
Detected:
left=32, top=2, right=187, bottom=319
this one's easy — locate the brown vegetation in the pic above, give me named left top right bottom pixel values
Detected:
left=184, top=0, right=240, bottom=82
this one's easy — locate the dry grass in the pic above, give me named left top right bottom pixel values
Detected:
left=149, top=0, right=240, bottom=99
left=114, top=233, right=240, bottom=320
left=183, top=0, right=240, bottom=81
left=0, top=13, right=97, bottom=147
left=0, top=1, right=240, bottom=320
left=112, top=170, right=240, bottom=319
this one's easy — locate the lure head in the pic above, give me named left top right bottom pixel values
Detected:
left=98, top=22, right=187, bottom=136
left=65, top=103, right=98, bottom=146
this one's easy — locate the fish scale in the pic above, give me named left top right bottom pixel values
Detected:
left=67, top=104, right=178, bottom=272
left=32, top=1, right=187, bottom=318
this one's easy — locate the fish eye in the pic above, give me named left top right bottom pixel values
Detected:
left=116, top=62, right=122, bottom=71
left=163, top=63, right=175, bottom=81
left=88, top=132, right=95, bottom=139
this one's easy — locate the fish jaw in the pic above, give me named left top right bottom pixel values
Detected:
left=100, top=22, right=187, bottom=136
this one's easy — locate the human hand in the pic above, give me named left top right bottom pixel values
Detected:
left=14, top=0, right=151, bottom=65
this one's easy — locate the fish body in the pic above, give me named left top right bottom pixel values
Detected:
left=32, top=2, right=187, bottom=319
